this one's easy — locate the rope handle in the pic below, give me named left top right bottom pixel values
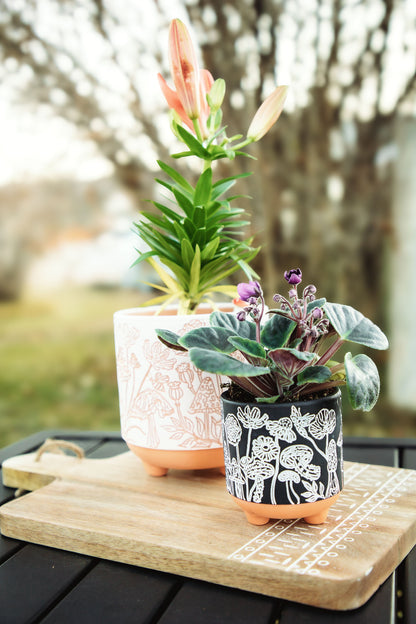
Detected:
left=35, top=438, right=85, bottom=462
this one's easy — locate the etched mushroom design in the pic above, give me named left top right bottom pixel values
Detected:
left=280, top=444, right=321, bottom=482
left=239, top=455, right=274, bottom=502
left=228, top=457, right=245, bottom=499
left=278, top=469, right=301, bottom=504
left=265, top=417, right=296, bottom=443
left=325, top=438, right=340, bottom=497
left=224, top=414, right=242, bottom=446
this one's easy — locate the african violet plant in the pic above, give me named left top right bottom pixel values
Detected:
left=133, top=19, right=288, bottom=314
left=156, top=269, right=389, bottom=411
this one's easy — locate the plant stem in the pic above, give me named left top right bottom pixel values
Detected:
left=317, top=337, right=345, bottom=366
left=193, top=118, right=204, bottom=143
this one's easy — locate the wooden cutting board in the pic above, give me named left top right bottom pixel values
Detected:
left=1, top=447, right=416, bottom=610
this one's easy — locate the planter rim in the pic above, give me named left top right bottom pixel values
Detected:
left=114, top=302, right=235, bottom=319
left=221, top=388, right=342, bottom=410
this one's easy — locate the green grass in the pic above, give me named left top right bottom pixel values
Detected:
left=0, top=287, right=145, bottom=448
left=1, top=287, right=415, bottom=450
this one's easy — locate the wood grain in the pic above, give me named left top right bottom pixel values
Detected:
left=1, top=451, right=416, bottom=610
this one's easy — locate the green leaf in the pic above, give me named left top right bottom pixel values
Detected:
left=130, top=250, right=156, bottom=266
left=189, top=245, right=201, bottom=295
left=179, top=327, right=236, bottom=353
left=181, top=238, right=194, bottom=270
left=324, top=302, right=389, bottom=350
left=228, top=336, right=267, bottom=359
left=200, top=237, right=220, bottom=261
left=156, top=160, right=194, bottom=194
left=209, top=311, right=257, bottom=340
left=261, top=314, right=296, bottom=349
left=152, top=201, right=182, bottom=223
left=155, top=329, right=187, bottom=351
left=194, top=168, right=212, bottom=206
left=255, top=395, right=280, bottom=403
left=307, top=298, right=326, bottom=313
left=297, top=365, right=332, bottom=384
left=344, top=352, right=380, bottom=411
left=210, top=178, right=236, bottom=201
left=176, top=125, right=210, bottom=159
left=172, top=188, right=195, bottom=219
left=188, top=347, right=270, bottom=377
left=192, top=206, right=206, bottom=229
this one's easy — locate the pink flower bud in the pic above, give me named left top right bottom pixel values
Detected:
left=169, top=19, right=201, bottom=120
left=247, top=85, right=288, bottom=141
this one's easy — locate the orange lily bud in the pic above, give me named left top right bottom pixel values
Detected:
left=169, top=19, right=201, bottom=120
left=247, top=85, right=288, bottom=141
left=157, top=73, right=194, bottom=132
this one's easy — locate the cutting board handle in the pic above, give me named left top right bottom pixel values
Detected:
left=35, top=439, right=85, bottom=461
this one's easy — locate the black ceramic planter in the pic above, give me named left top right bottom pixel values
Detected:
left=221, top=389, right=343, bottom=525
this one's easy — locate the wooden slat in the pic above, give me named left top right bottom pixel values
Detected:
left=157, top=579, right=278, bottom=624
left=86, top=440, right=128, bottom=459
left=403, top=448, right=416, bottom=470
left=279, top=573, right=395, bottom=623
left=40, top=561, right=180, bottom=624
left=0, top=535, right=21, bottom=565
left=0, top=544, right=93, bottom=624
left=343, top=446, right=398, bottom=467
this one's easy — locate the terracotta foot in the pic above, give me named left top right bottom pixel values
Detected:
left=244, top=510, right=270, bottom=526
left=219, top=466, right=226, bottom=476
left=142, top=461, right=168, bottom=477
left=304, top=509, right=328, bottom=524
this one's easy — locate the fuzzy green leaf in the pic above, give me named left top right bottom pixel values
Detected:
left=209, top=311, right=256, bottom=340
left=344, top=352, right=380, bottom=411
left=324, top=302, right=389, bottom=350
left=188, top=348, right=270, bottom=377
left=297, top=365, right=332, bottom=384
left=179, top=327, right=236, bottom=353
left=307, top=298, right=326, bottom=313
left=261, top=314, right=296, bottom=349
left=155, top=329, right=187, bottom=351
left=228, top=336, right=267, bottom=359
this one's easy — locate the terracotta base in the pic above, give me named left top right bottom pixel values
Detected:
left=128, top=444, right=225, bottom=477
left=231, top=492, right=341, bottom=525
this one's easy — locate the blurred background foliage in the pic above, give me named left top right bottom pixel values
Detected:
left=0, top=0, right=415, bottom=447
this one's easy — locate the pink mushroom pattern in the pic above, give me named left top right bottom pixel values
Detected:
left=221, top=392, right=343, bottom=506
left=114, top=312, right=225, bottom=451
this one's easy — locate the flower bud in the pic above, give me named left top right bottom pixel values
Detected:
left=288, top=288, right=297, bottom=299
left=312, top=307, right=323, bottom=320
left=206, top=78, right=225, bottom=112
left=237, top=280, right=263, bottom=302
left=247, top=85, right=288, bottom=141
left=284, top=268, right=302, bottom=285
left=236, top=310, right=247, bottom=321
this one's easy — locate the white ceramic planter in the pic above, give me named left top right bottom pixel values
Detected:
left=114, top=304, right=233, bottom=475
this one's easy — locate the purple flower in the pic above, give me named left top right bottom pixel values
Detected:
left=237, top=280, right=262, bottom=302
left=312, top=307, right=323, bottom=320
left=284, top=268, right=302, bottom=285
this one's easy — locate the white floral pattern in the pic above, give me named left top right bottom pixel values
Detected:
left=222, top=397, right=343, bottom=506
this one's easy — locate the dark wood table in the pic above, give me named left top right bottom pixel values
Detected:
left=1, top=430, right=415, bottom=624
